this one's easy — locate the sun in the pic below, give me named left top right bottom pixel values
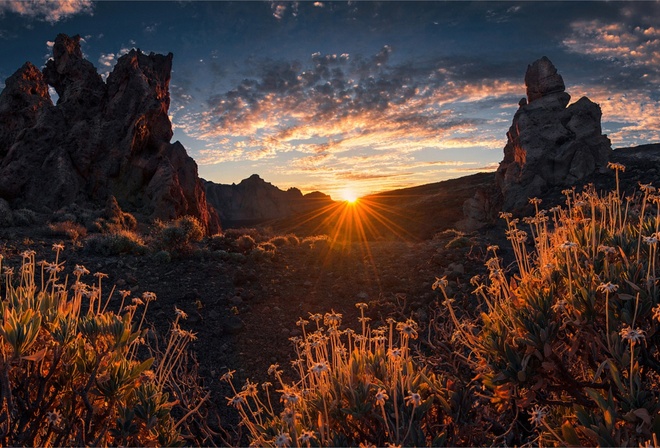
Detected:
left=341, top=188, right=359, bottom=204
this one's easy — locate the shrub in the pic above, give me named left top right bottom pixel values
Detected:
left=268, top=235, right=290, bottom=247
left=85, top=230, right=147, bottom=256
left=235, top=235, right=256, bottom=253
left=152, top=250, right=171, bottom=264
left=154, top=216, right=204, bottom=254
left=48, top=220, right=88, bottom=242
left=0, top=247, right=184, bottom=446
left=224, top=304, right=456, bottom=447
left=12, top=209, right=38, bottom=227
left=440, top=172, right=660, bottom=446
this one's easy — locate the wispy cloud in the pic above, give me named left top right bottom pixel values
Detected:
left=0, top=0, right=94, bottom=23
left=175, top=45, right=514, bottom=195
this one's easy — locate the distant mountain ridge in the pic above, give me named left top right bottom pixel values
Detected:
left=203, top=174, right=333, bottom=228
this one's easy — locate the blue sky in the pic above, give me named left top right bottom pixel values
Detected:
left=1, top=1, right=659, bottom=199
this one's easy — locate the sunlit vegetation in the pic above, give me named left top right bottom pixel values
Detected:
left=222, top=304, right=454, bottom=447
left=437, top=165, right=660, bottom=446
left=0, top=245, right=205, bottom=446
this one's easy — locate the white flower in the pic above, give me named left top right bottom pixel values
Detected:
left=226, top=393, right=246, bottom=408
left=559, top=241, right=578, bottom=250
left=597, top=282, right=619, bottom=294
left=432, top=276, right=448, bottom=290
left=528, top=404, right=548, bottom=426
left=619, top=326, right=646, bottom=345
left=73, top=265, right=89, bottom=276
left=274, top=431, right=292, bottom=448
left=375, top=388, right=389, bottom=406
left=404, top=391, right=422, bottom=407
left=310, top=361, right=329, bottom=375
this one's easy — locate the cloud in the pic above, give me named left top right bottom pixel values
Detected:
left=0, top=0, right=94, bottom=23
left=174, top=46, right=518, bottom=195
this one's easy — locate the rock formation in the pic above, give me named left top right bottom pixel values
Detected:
left=496, top=56, right=611, bottom=210
left=0, top=34, right=219, bottom=233
left=203, top=175, right=333, bottom=226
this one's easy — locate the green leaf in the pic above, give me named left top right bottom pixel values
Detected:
left=561, top=421, right=582, bottom=446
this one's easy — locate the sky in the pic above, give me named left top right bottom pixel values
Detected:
left=1, top=1, right=660, bottom=200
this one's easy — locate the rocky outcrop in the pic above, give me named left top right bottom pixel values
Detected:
left=203, top=175, right=333, bottom=226
left=495, top=56, right=612, bottom=210
left=0, top=34, right=219, bottom=233
left=456, top=57, right=612, bottom=230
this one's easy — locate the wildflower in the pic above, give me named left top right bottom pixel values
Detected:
left=45, top=262, right=64, bottom=274
left=653, top=304, right=660, bottom=323
left=73, top=265, right=90, bottom=276
left=268, top=364, right=281, bottom=376
left=486, top=245, right=499, bottom=252
left=358, top=316, right=371, bottom=324
left=397, top=320, right=418, bottom=339
left=274, top=432, right=292, bottom=448
left=310, top=361, right=329, bottom=375
left=323, top=311, right=342, bottom=327
left=355, top=302, right=368, bottom=310
left=528, top=404, right=548, bottom=426
left=388, top=348, right=402, bottom=359
left=375, top=388, right=389, bottom=406
left=607, top=162, right=626, bottom=172
left=281, top=390, right=300, bottom=405
left=119, top=290, right=131, bottom=299
left=298, top=430, right=315, bottom=444
left=220, top=369, right=236, bottom=382
left=52, top=243, right=65, bottom=251
left=551, top=299, right=569, bottom=313
left=598, top=245, right=616, bottom=255
left=643, top=235, right=659, bottom=246
left=432, top=276, right=448, bottom=290
left=499, top=211, right=513, bottom=219
left=20, top=250, right=36, bottom=259
left=559, top=241, right=577, bottom=250
left=296, top=318, right=309, bottom=327
left=529, top=197, right=542, bottom=205
left=620, top=326, right=646, bottom=345
left=405, top=390, right=422, bottom=407
left=281, top=408, right=301, bottom=424
left=46, top=410, right=62, bottom=425
left=639, top=182, right=656, bottom=193
left=93, top=271, right=108, bottom=279
left=262, top=381, right=272, bottom=390
left=142, top=291, right=157, bottom=301
left=226, top=393, right=246, bottom=408
left=139, top=370, right=156, bottom=382
left=597, top=282, right=619, bottom=294
left=132, top=297, right=144, bottom=306
left=174, top=307, right=188, bottom=319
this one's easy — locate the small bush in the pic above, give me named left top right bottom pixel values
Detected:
left=223, top=227, right=264, bottom=242
left=154, top=215, right=204, bottom=254
left=85, top=230, right=147, bottom=256
left=268, top=236, right=290, bottom=247
left=0, top=248, right=184, bottom=446
left=207, top=234, right=232, bottom=251
left=48, top=220, right=88, bottom=242
left=235, top=235, right=256, bottom=253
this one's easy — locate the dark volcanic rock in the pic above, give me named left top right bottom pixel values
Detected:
left=204, top=174, right=333, bottom=226
left=0, top=33, right=219, bottom=233
left=495, top=56, right=611, bottom=211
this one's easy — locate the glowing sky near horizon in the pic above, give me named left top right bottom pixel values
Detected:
left=1, top=1, right=660, bottom=200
